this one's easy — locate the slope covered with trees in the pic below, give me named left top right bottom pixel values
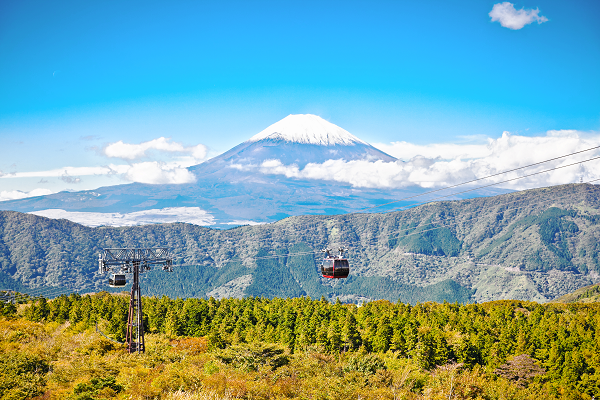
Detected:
left=553, top=283, right=600, bottom=303
left=0, top=184, right=599, bottom=302
left=3, top=293, right=599, bottom=399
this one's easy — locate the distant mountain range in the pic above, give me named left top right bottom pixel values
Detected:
left=1, top=183, right=598, bottom=303
left=0, top=114, right=509, bottom=228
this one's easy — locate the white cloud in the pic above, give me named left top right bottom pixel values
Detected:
left=190, top=144, right=208, bottom=160
left=124, top=162, right=196, bottom=184
left=0, top=162, right=196, bottom=185
left=29, top=207, right=215, bottom=227
left=255, top=130, right=600, bottom=190
left=0, top=188, right=55, bottom=202
left=223, top=220, right=268, bottom=226
left=0, top=166, right=129, bottom=179
left=104, top=137, right=208, bottom=161
left=489, top=2, right=548, bottom=30
left=373, top=141, right=492, bottom=161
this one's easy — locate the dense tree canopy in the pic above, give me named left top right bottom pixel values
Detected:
left=19, top=293, right=600, bottom=397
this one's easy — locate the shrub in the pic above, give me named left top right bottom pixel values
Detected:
left=214, top=342, right=289, bottom=372
left=0, top=352, right=50, bottom=400
left=343, top=353, right=386, bottom=376
left=174, top=337, right=208, bottom=355
left=494, top=354, right=546, bottom=388
left=68, top=376, right=123, bottom=400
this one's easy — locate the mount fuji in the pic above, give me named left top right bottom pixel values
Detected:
left=0, top=115, right=508, bottom=227
left=189, top=114, right=396, bottom=179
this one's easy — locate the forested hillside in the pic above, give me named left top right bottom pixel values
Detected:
left=553, top=283, right=600, bottom=303
left=3, top=293, right=599, bottom=399
left=1, top=183, right=599, bottom=302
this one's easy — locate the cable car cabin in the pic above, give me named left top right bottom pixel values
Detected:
left=320, top=248, right=350, bottom=279
left=108, top=274, right=127, bottom=288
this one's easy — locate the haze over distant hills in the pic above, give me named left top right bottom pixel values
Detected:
left=0, top=114, right=509, bottom=228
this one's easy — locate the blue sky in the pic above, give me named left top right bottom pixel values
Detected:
left=0, top=0, right=599, bottom=198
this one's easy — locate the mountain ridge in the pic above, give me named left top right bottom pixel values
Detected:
left=552, top=282, right=600, bottom=303
left=0, top=183, right=598, bottom=303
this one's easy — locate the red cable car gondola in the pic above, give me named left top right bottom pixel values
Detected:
left=320, top=248, right=350, bottom=279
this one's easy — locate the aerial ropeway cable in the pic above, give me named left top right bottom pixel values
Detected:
left=380, top=156, right=600, bottom=214
left=167, top=171, right=600, bottom=272
left=3, top=152, right=599, bottom=301
left=358, top=144, right=600, bottom=213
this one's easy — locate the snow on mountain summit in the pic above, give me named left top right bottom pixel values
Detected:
left=248, top=114, right=368, bottom=146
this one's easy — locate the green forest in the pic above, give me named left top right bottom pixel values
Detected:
left=1, top=293, right=598, bottom=399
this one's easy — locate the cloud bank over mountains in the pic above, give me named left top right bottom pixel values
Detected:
left=104, top=137, right=208, bottom=161
left=2, top=127, right=599, bottom=203
left=30, top=207, right=215, bottom=227
left=2, top=114, right=599, bottom=228
left=0, top=188, right=54, bottom=202
left=101, top=136, right=206, bottom=184
left=0, top=137, right=205, bottom=201
left=252, top=129, right=600, bottom=190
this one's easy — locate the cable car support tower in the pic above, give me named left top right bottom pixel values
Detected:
left=99, top=248, right=173, bottom=354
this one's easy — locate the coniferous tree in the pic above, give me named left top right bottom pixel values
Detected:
left=327, top=319, right=342, bottom=353
left=342, top=312, right=361, bottom=351
left=165, top=308, right=183, bottom=338
left=30, top=298, right=50, bottom=322
left=372, top=315, right=392, bottom=353
left=415, top=328, right=435, bottom=370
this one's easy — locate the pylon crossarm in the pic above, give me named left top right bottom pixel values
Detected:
left=98, top=248, right=173, bottom=353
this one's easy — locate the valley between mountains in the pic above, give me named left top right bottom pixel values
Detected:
left=1, top=183, right=599, bottom=303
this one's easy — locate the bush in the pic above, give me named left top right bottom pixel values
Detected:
left=174, top=337, right=208, bottom=355
left=69, top=376, right=123, bottom=400
left=214, top=342, right=289, bottom=372
left=494, top=354, right=546, bottom=388
left=343, top=353, right=386, bottom=376
left=0, top=352, right=50, bottom=400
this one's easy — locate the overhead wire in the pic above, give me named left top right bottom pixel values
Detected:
left=77, top=156, right=600, bottom=278
left=4, top=150, right=600, bottom=300
left=168, top=165, right=600, bottom=268
left=352, top=174, right=600, bottom=248
left=6, top=286, right=84, bottom=302
left=358, top=144, right=600, bottom=213
left=367, top=155, right=600, bottom=214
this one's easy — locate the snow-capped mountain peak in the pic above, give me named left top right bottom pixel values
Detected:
left=248, top=114, right=368, bottom=146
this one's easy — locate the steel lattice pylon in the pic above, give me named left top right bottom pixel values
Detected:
left=99, top=248, right=173, bottom=353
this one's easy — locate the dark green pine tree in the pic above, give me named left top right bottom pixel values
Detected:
left=433, top=331, right=450, bottom=366
left=165, top=308, right=183, bottom=338
left=372, top=315, right=392, bottom=353
left=57, top=295, right=72, bottom=322
left=415, top=329, right=435, bottom=370
left=342, top=312, right=361, bottom=351
left=108, top=302, right=128, bottom=342
left=316, top=321, right=329, bottom=350
left=404, top=321, right=418, bottom=356
left=327, top=319, right=342, bottom=353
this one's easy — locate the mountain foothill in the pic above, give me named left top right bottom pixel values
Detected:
left=0, top=182, right=599, bottom=303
